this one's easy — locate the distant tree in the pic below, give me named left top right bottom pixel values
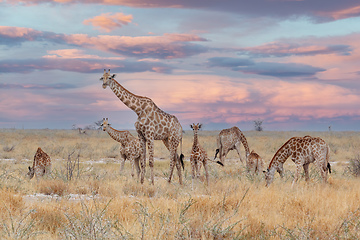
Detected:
left=254, top=120, right=263, bottom=131
left=94, top=119, right=103, bottom=130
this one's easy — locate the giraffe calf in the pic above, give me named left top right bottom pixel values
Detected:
left=246, top=150, right=264, bottom=174
left=190, top=123, right=223, bottom=186
left=27, top=147, right=52, bottom=179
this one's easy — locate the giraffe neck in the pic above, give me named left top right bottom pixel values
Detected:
left=109, top=79, right=150, bottom=116
left=193, top=131, right=199, bottom=147
left=234, top=127, right=250, bottom=156
left=268, top=139, right=292, bottom=170
left=105, top=125, right=128, bottom=145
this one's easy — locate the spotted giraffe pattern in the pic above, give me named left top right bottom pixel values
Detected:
left=264, top=136, right=331, bottom=186
left=214, top=126, right=250, bottom=165
left=190, top=123, right=223, bottom=186
left=27, top=147, right=52, bottom=179
left=101, top=118, right=143, bottom=179
left=247, top=150, right=264, bottom=174
left=100, top=69, right=184, bottom=185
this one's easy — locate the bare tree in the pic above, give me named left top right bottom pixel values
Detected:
left=254, top=120, right=263, bottom=131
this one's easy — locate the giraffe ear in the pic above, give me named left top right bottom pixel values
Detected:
left=199, top=124, right=202, bottom=129
left=190, top=124, right=193, bottom=129
left=111, top=74, right=116, bottom=78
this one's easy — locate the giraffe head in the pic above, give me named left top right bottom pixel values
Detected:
left=190, top=123, right=202, bottom=133
left=101, top=118, right=110, bottom=131
left=100, top=69, right=116, bottom=89
left=263, top=168, right=275, bottom=187
left=26, top=166, right=35, bottom=179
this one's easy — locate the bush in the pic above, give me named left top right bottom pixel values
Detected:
left=346, top=155, right=360, bottom=177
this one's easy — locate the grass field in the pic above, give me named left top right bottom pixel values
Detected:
left=0, top=128, right=360, bottom=239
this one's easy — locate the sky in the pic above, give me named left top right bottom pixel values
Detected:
left=0, top=0, right=360, bottom=131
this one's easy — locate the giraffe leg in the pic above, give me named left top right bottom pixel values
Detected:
left=119, top=149, right=126, bottom=174
left=139, top=135, right=147, bottom=184
left=190, top=157, right=196, bottom=189
left=174, top=150, right=183, bottom=185
left=203, top=160, right=209, bottom=186
left=235, top=142, right=244, bottom=163
left=148, top=140, right=155, bottom=185
left=134, top=157, right=141, bottom=180
left=292, top=164, right=302, bottom=187
left=303, top=163, right=310, bottom=181
left=315, top=158, right=328, bottom=183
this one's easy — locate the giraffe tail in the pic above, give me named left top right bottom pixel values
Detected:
left=180, top=154, right=184, bottom=170
left=326, top=145, right=331, bottom=174
left=179, top=131, right=184, bottom=170
left=216, top=161, right=224, bottom=166
left=214, top=148, right=220, bottom=160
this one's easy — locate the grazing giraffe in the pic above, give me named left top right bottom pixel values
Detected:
left=264, top=136, right=331, bottom=187
left=214, top=126, right=250, bottom=165
left=101, top=118, right=142, bottom=179
left=100, top=69, right=184, bottom=185
left=190, top=123, right=223, bottom=186
left=247, top=150, right=264, bottom=174
left=27, top=147, right=51, bottom=179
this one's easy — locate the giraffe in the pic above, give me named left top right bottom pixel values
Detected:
left=264, top=136, right=331, bottom=187
left=214, top=126, right=250, bottom=165
left=101, top=118, right=142, bottom=179
left=27, top=147, right=52, bottom=179
left=246, top=150, right=264, bottom=174
left=100, top=69, right=184, bottom=185
left=190, top=123, right=223, bottom=186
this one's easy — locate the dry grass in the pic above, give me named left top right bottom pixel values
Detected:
left=0, top=128, right=359, bottom=239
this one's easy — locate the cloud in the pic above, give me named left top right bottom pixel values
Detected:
left=316, top=5, right=360, bottom=20
left=207, top=57, right=254, bottom=68
left=0, top=58, right=174, bottom=74
left=0, top=26, right=208, bottom=59
left=83, top=12, right=133, bottom=32
left=234, top=62, right=326, bottom=77
left=3, top=0, right=360, bottom=22
left=206, top=57, right=325, bottom=77
left=0, top=26, right=60, bottom=46
left=238, top=42, right=352, bottom=58
left=43, top=49, right=125, bottom=60
left=0, top=83, right=76, bottom=89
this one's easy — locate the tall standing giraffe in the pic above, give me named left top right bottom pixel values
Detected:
left=101, top=118, right=142, bottom=179
left=264, top=136, right=331, bottom=187
left=190, top=123, right=223, bottom=187
left=100, top=69, right=184, bottom=185
left=214, top=126, right=250, bottom=165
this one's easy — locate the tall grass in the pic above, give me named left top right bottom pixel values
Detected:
left=0, top=129, right=360, bottom=238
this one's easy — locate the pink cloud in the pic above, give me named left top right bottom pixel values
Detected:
left=0, top=26, right=208, bottom=59
left=63, top=33, right=208, bottom=58
left=83, top=12, right=133, bottom=32
left=317, top=5, right=360, bottom=20
left=3, top=0, right=360, bottom=22
left=43, top=49, right=125, bottom=60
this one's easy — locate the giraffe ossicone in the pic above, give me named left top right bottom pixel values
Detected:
left=100, top=70, right=184, bottom=185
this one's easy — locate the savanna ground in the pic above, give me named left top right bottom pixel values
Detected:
left=0, top=128, right=360, bottom=239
